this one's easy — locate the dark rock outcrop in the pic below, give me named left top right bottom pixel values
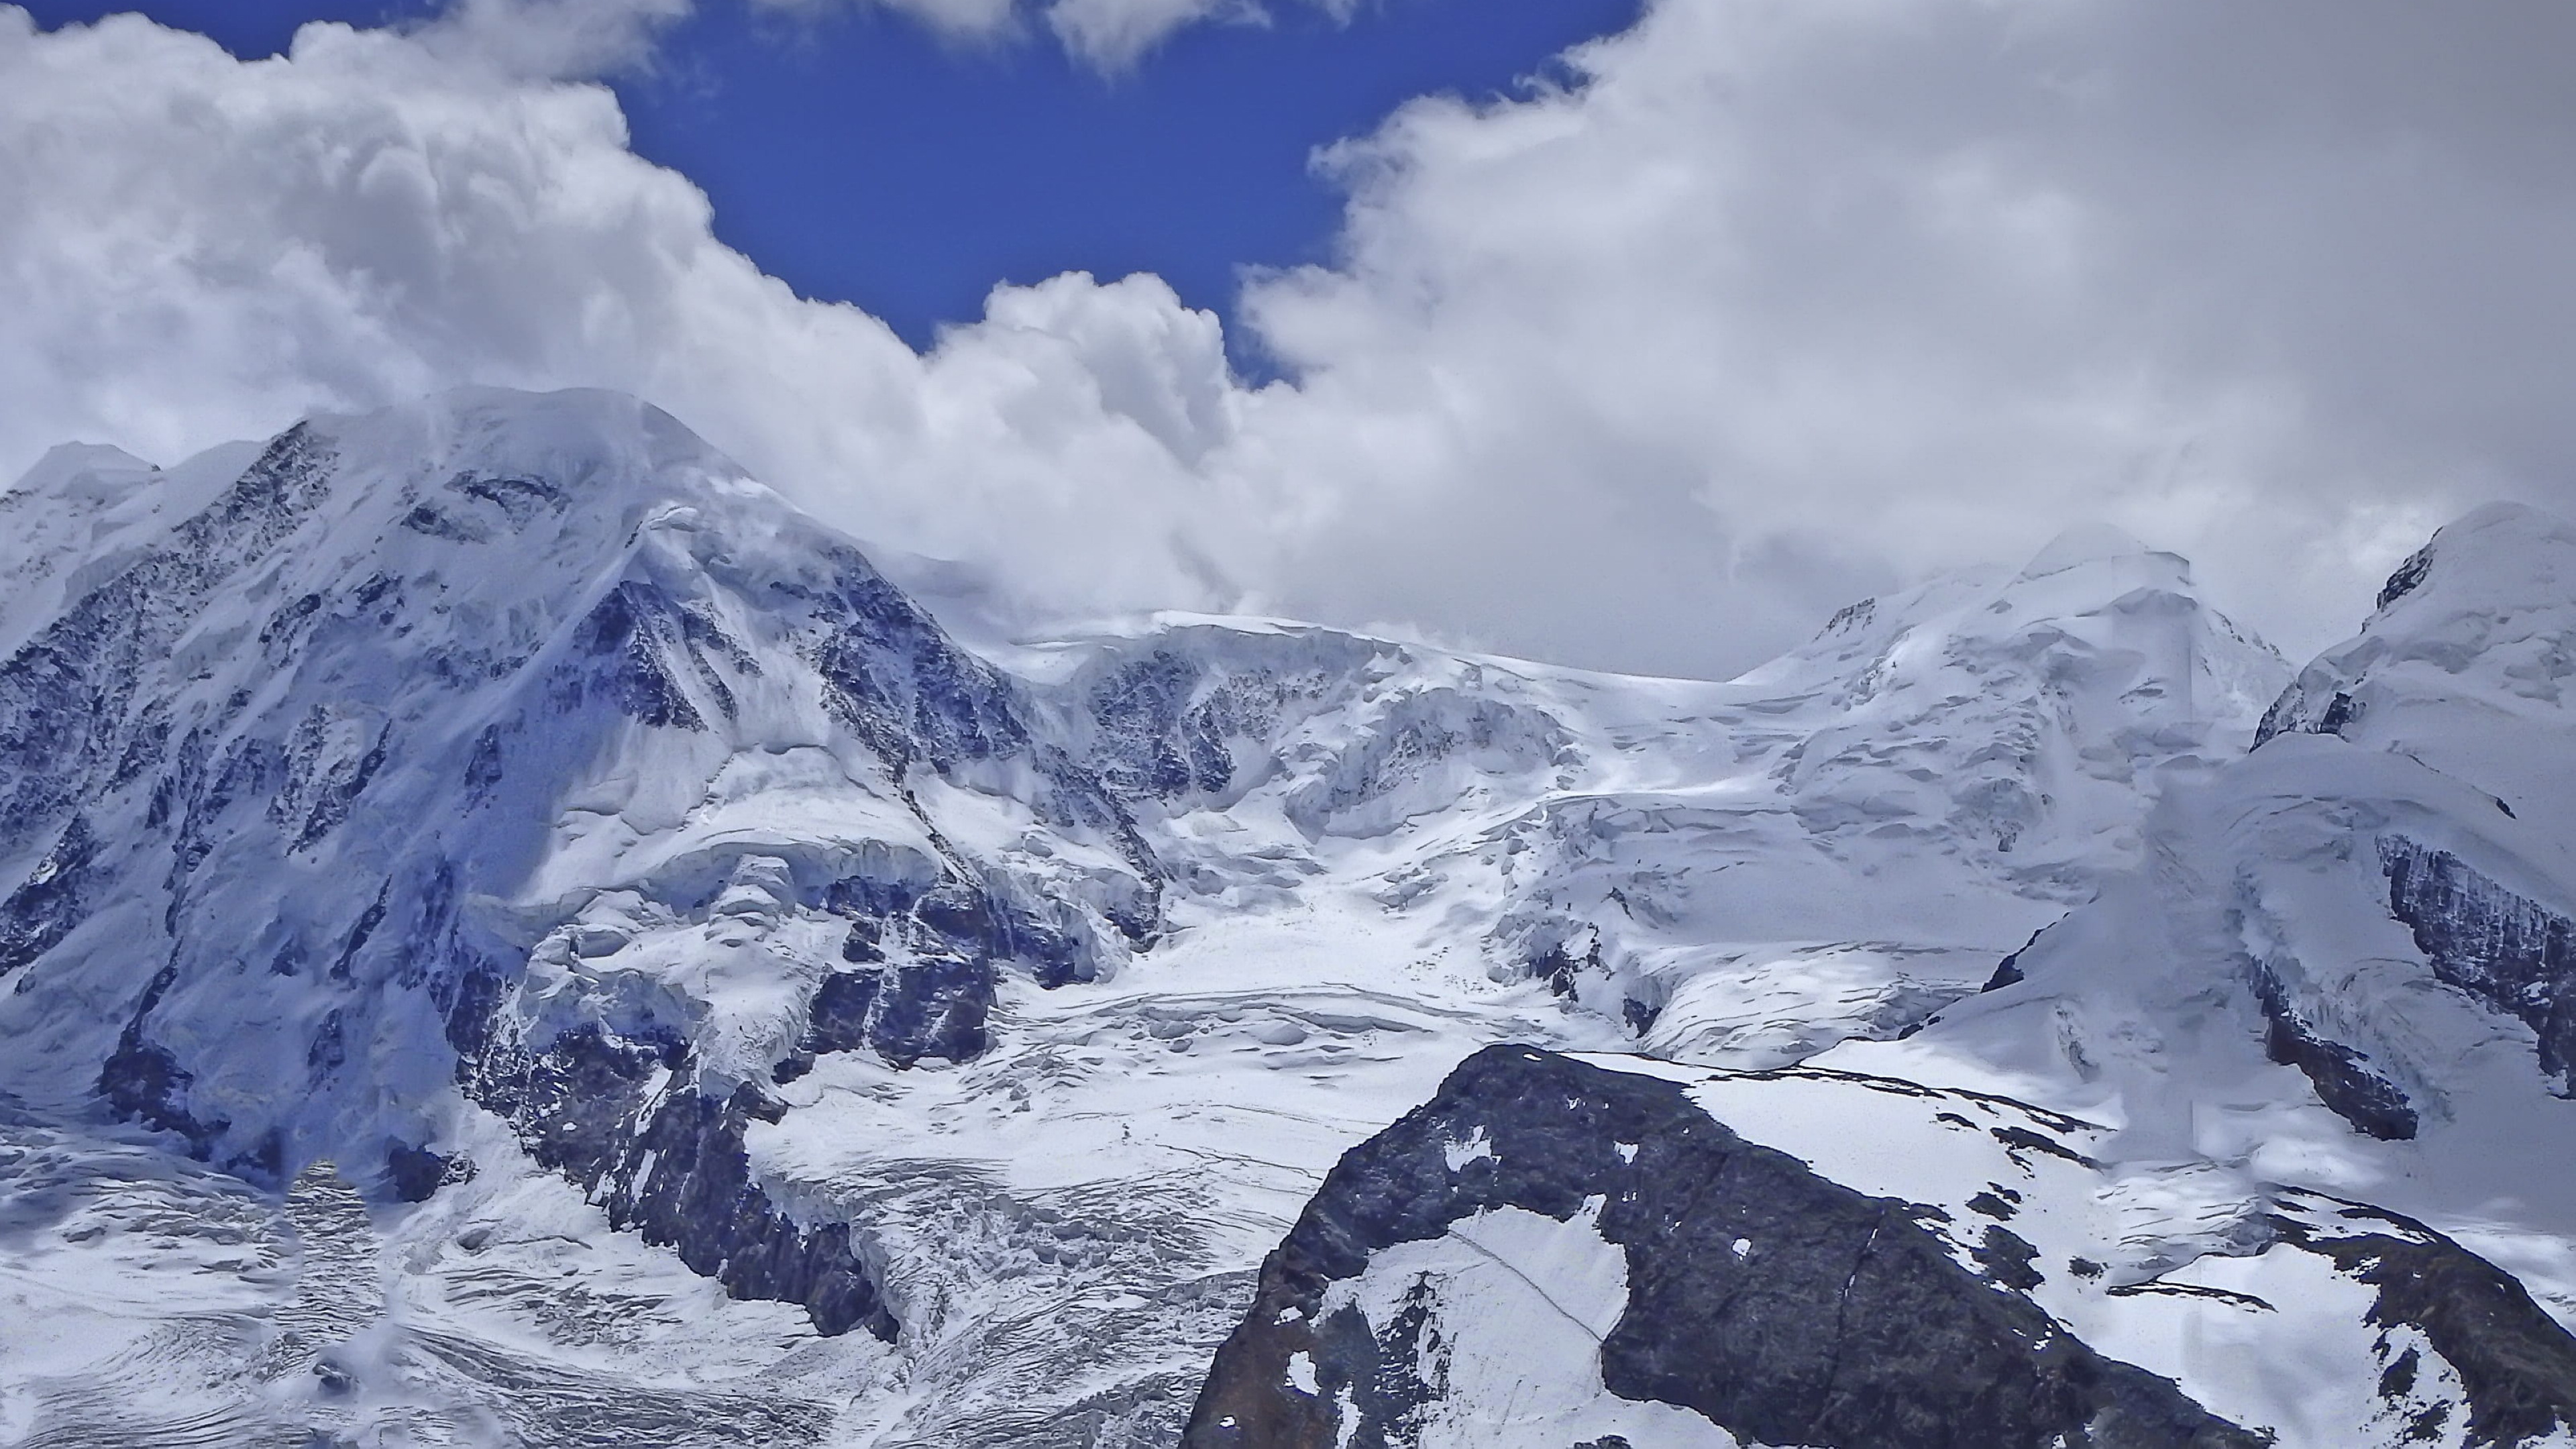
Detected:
left=1084, top=648, right=1242, bottom=800
left=0, top=814, right=97, bottom=977
left=2272, top=1195, right=2576, bottom=1446
left=552, top=581, right=716, bottom=731
left=2376, top=546, right=2434, bottom=612
left=1981, top=920, right=2059, bottom=994
left=2381, top=836, right=2576, bottom=1085
left=2245, top=957, right=2419, bottom=1140
left=384, top=1142, right=474, bottom=1202
left=2253, top=686, right=2363, bottom=748
left=97, top=961, right=243, bottom=1171
left=1185, top=1045, right=2265, bottom=1449
left=459, top=1018, right=896, bottom=1340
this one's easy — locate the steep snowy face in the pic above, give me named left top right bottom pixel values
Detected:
left=0, top=388, right=1156, bottom=1341
left=1733, top=523, right=2283, bottom=874
left=1846, top=504, right=2576, bottom=1334
left=2260, top=500, right=2576, bottom=817
left=2237, top=502, right=2576, bottom=1114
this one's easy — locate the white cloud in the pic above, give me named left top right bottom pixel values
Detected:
left=751, top=0, right=1020, bottom=50
left=5, top=1, right=2575, bottom=678
left=1221, top=0, right=2576, bottom=671
left=0, top=7, right=1236, bottom=633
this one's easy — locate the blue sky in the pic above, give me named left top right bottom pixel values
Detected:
left=21, top=0, right=1640, bottom=365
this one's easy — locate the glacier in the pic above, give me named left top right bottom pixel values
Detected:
left=0, top=388, right=2571, bottom=1448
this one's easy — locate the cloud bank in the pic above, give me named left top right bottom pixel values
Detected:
left=5, top=1, right=2574, bottom=678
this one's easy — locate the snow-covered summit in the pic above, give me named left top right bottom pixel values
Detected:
left=2259, top=499, right=2576, bottom=818
left=0, top=436, right=262, bottom=658
left=7, top=441, right=159, bottom=497
left=0, top=386, right=1171, bottom=1381
left=1181, top=505, right=2576, bottom=1449
left=1468, top=523, right=2286, bottom=1063
left=2015, top=519, right=2158, bottom=578
left=1847, top=502, right=2576, bottom=1350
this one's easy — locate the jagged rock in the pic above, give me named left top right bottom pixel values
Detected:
left=1187, top=1046, right=2267, bottom=1449
left=1194, top=1046, right=2576, bottom=1448
left=2381, top=837, right=2576, bottom=1085
left=0, top=814, right=95, bottom=977
left=2246, top=957, right=2420, bottom=1140
left=2268, top=1197, right=2576, bottom=1448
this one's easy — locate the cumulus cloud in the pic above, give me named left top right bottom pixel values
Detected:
left=1220, top=0, right=2576, bottom=672
left=5, top=1, right=2575, bottom=678
left=0, top=5, right=1237, bottom=632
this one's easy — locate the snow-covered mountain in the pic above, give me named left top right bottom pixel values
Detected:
left=1201, top=502, right=2576, bottom=1449
left=1841, top=502, right=2576, bottom=1327
left=0, top=386, right=2565, bottom=1449
left=0, top=390, right=1165, bottom=1441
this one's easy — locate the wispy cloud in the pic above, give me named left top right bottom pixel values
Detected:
left=413, top=0, right=695, bottom=76
left=752, top=0, right=1330, bottom=72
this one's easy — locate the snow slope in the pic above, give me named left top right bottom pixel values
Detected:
left=1029, top=524, right=2284, bottom=1073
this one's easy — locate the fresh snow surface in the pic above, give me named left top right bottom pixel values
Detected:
left=25, top=385, right=2576, bottom=1448
left=1316, top=1201, right=1741, bottom=1448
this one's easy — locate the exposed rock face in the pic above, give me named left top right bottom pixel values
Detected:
left=1193, top=1046, right=2576, bottom=1448
left=2381, top=837, right=2576, bottom=1085
left=1187, top=1046, right=2266, bottom=1449
left=1079, top=647, right=1250, bottom=800
left=0, top=424, right=337, bottom=832
left=2245, top=953, right=2421, bottom=1140
left=0, top=814, right=95, bottom=977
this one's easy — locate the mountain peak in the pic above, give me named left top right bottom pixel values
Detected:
left=7, top=388, right=2574, bottom=1445
left=307, top=385, right=744, bottom=508
left=7, top=441, right=159, bottom=499
left=2015, top=520, right=2157, bottom=581
left=2371, top=500, right=2576, bottom=619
